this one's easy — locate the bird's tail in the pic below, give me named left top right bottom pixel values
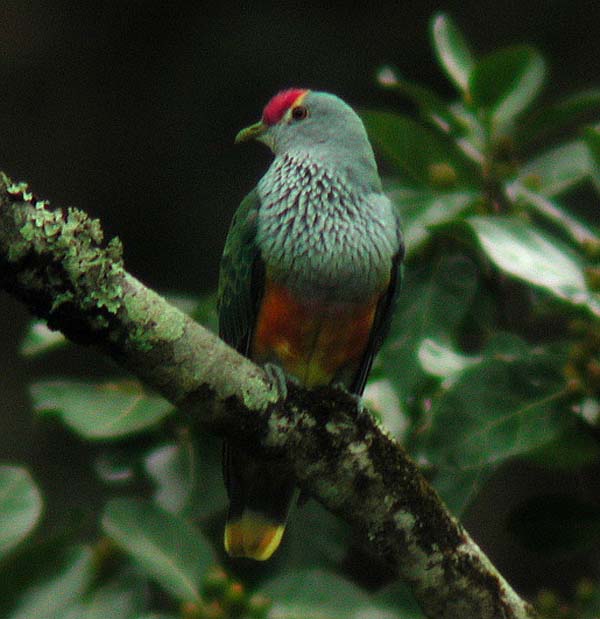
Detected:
left=224, top=510, right=286, bottom=561
left=223, top=443, right=296, bottom=561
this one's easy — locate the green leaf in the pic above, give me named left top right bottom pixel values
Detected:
left=375, top=65, right=457, bottom=133
left=519, top=88, right=600, bottom=145
left=363, top=378, right=406, bottom=438
left=430, top=13, right=475, bottom=92
left=282, top=500, right=351, bottom=570
left=526, top=422, right=600, bottom=470
left=391, top=189, right=477, bottom=253
left=418, top=338, right=481, bottom=380
left=424, top=335, right=569, bottom=471
left=519, top=140, right=593, bottom=197
left=371, top=583, right=425, bottom=619
left=19, top=320, right=67, bottom=356
left=144, top=442, right=196, bottom=515
left=101, top=498, right=212, bottom=603
left=422, top=338, right=572, bottom=515
left=470, top=46, right=546, bottom=132
left=382, top=254, right=479, bottom=417
left=584, top=125, right=600, bottom=166
left=6, top=545, right=95, bottom=619
left=467, top=216, right=600, bottom=316
left=579, top=586, right=600, bottom=619
left=431, top=464, right=494, bottom=516
left=0, top=466, right=43, bottom=559
left=575, top=397, right=600, bottom=426
left=62, top=572, right=146, bottom=619
left=362, top=111, right=479, bottom=187
left=265, top=569, right=414, bottom=619
left=584, top=126, right=600, bottom=196
left=507, top=494, right=600, bottom=555
left=447, top=102, right=487, bottom=165
left=30, top=379, right=174, bottom=440
left=510, top=184, right=600, bottom=248
left=94, top=450, right=137, bottom=486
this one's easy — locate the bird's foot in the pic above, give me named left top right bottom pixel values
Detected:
left=263, top=362, right=288, bottom=401
left=331, top=382, right=367, bottom=418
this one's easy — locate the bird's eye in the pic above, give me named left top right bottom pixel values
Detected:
left=291, top=105, right=309, bottom=121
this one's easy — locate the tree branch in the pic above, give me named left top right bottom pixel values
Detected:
left=0, top=172, right=536, bottom=619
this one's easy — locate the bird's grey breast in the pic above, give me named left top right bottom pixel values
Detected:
left=256, top=152, right=399, bottom=301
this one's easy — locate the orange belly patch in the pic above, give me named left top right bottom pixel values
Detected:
left=252, top=278, right=381, bottom=388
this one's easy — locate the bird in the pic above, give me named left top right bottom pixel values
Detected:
left=217, top=88, right=404, bottom=561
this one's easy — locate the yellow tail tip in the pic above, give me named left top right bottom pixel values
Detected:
left=224, top=512, right=285, bottom=561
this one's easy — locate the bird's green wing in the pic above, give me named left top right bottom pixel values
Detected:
left=219, top=190, right=293, bottom=561
left=217, top=189, right=264, bottom=355
left=351, top=217, right=405, bottom=395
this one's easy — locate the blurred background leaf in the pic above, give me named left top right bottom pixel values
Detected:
left=30, top=379, right=174, bottom=440
left=101, top=498, right=213, bottom=604
left=469, top=45, right=546, bottom=134
left=430, top=12, right=475, bottom=93
left=3, top=545, right=96, bottom=619
left=0, top=466, right=42, bottom=559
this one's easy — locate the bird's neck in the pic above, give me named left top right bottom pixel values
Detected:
left=264, top=147, right=381, bottom=197
left=257, top=150, right=373, bottom=225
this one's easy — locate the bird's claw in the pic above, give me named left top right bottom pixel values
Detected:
left=332, top=382, right=367, bottom=417
left=264, top=362, right=288, bottom=400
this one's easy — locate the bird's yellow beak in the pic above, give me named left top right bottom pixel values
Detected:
left=235, top=121, right=267, bottom=144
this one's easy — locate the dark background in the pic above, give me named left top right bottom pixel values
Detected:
left=0, top=0, right=599, bottom=591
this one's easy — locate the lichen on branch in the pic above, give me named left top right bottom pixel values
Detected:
left=0, top=172, right=275, bottom=408
left=0, top=174, right=124, bottom=332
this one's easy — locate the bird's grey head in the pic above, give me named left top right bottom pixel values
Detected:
left=236, top=89, right=380, bottom=186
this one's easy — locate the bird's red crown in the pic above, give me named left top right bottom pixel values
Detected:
left=262, top=88, right=309, bottom=126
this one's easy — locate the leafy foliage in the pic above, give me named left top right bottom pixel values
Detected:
left=0, top=466, right=43, bottom=559
left=30, top=379, right=175, bottom=439
left=2, top=545, right=96, bottom=619
left=101, top=499, right=212, bottom=603
left=3, top=12, right=600, bottom=619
